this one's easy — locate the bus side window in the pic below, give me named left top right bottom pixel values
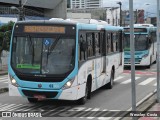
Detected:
left=106, top=33, right=111, bottom=54
left=87, top=33, right=94, bottom=58
left=112, top=32, right=119, bottom=52
left=94, top=32, right=101, bottom=56
left=111, top=33, right=114, bottom=52
left=79, top=33, right=87, bottom=61
left=151, top=32, right=156, bottom=42
left=119, top=30, right=123, bottom=52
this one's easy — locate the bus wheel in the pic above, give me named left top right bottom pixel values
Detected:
left=27, top=98, right=38, bottom=103
left=106, top=69, right=114, bottom=89
left=77, top=82, right=89, bottom=105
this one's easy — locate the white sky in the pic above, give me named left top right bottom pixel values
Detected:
left=103, top=0, right=157, bottom=17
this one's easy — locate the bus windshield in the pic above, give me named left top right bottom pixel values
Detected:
left=11, top=36, right=75, bottom=75
left=124, top=34, right=148, bottom=51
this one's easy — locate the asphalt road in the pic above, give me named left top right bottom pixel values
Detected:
left=0, top=63, right=157, bottom=120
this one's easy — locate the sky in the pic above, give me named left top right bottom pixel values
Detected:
left=103, top=0, right=157, bottom=17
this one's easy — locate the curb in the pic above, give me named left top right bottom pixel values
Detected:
left=0, top=87, right=8, bottom=94
left=118, top=89, right=157, bottom=120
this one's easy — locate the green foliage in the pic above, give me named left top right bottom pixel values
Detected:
left=0, top=21, right=14, bottom=54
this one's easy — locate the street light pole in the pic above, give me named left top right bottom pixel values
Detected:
left=129, top=0, right=136, bottom=120
left=19, top=0, right=24, bottom=21
left=157, top=0, right=160, bottom=103
left=11, top=0, right=25, bottom=21
left=117, top=2, right=122, bottom=26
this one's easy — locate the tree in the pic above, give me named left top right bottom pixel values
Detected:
left=0, top=21, right=14, bottom=70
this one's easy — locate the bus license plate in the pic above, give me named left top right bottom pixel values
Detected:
left=34, top=95, right=46, bottom=100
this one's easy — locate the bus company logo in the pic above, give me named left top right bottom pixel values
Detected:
left=38, top=84, right=42, bottom=88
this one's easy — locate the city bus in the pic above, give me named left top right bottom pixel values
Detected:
left=8, top=19, right=124, bottom=104
left=124, top=24, right=157, bottom=68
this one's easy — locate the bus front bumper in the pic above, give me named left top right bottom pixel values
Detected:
left=124, top=57, right=150, bottom=66
left=9, top=83, right=86, bottom=101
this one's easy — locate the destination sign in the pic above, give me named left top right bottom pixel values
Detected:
left=24, top=26, right=65, bottom=33
left=124, top=28, right=147, bottom=33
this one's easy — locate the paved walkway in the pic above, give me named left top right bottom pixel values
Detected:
left=139, top=103, right=160, bottom=120
left=0, top=65, right=8, bottom=75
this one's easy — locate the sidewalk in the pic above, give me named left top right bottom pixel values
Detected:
left=139, top=103, right=160, bottom=120
left=0, top=65, right=8, bottom=75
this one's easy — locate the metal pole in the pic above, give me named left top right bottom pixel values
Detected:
left=129, top=0, right=136, bottom=120
left=157, top=0, right=160, bottom=103
left=19, top=0, right=22, bottom=21
left=120, top=3, right=122, bottom=26
left=117, top=2, right=122, bottom=26
left=19, top=0, right=24, bottom=21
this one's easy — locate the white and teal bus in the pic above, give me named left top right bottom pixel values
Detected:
left=8, top=19, right=124, bottom=104
left=124, top=24, right=157, bottom=68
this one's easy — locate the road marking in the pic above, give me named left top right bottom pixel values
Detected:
left=0, top=103, right=123, bottom=119
left=0, top=104, right=15, bottom=111
left=0, top=104, right=10, bottom=110
left=0, top=77, right=8, bottom=80
left=114, top=76, right=124, bottom=81
left=0, top=79, right=7, bottom=82
left=121, top=77, right=140, bottom=84
left=16, top=104, right=44, bottom=111
left=7, top=104, right=25, bottom=111
left=138, top=78, right=156, bottom=86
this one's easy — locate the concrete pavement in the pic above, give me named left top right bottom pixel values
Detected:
left=138, top=103, right=160, bottom=120
left=0, top=65, right=8, bottom=93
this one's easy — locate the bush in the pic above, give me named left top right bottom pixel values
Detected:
left=0, top=21, right=14, bottom=54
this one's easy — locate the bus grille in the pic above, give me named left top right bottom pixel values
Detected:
left=22, top=90, right=58, bottom=98
left=17, top=74, right=65, bottom=82
left=124, top=58, right=141, bottom=64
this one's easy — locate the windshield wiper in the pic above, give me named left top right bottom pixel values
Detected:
left=46, top=36, right=60, bottom=65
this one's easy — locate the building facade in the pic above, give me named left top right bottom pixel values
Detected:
left=0, top=0, right=67, bottom=21
left=106, top=7, right=120, bottom=26
left=67, top=8, right=106, bottom=20
left=68, top=0, right=102, bottom=9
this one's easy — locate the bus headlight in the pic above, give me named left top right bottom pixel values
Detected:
left=9, top=75, right=19, bottom=87
left=62, top=79, right=75, bottom=90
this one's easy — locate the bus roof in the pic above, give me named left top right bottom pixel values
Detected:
left=15, top=19, right=123, bottom=31
left=15, top=20, right=77, bottom=26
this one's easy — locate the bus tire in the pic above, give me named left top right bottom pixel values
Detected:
left=106, top=69, right=114, bottom=89
left=77, top=82, right=89, bottom=105
left=27, top=98, right=38, bottom=103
